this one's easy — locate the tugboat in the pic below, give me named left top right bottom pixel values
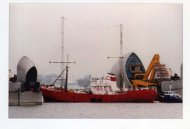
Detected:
left=159, top=90, right=182, bottom=103
left=159, top=83, right=182, bottom=103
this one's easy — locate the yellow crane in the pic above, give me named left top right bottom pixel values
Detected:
left=131, top=54, right=160, bottom=87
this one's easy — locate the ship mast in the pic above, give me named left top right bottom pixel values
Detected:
left=119, top=24, right=124, bottom=91
left=107, top=24, right=124, bottom=91
left=65, top=55, right=69, bottom=92
left=61, top=17, right=65, bottom=87
left=49, top=17, right=76, bottom=88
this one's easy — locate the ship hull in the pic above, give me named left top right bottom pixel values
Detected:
left=40, top=86, right=157, bottom=102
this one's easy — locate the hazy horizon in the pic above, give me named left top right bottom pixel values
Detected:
left=9, top=4, right=183, bottom=81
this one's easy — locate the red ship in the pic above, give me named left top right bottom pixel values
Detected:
left=40, top=23, right=159, bottom=103
left=40, top=87, right=157, bottom=102
left=40, top=73, right=157, bottom=102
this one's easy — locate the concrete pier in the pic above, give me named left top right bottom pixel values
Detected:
left=9, top=56, right=43, bottom=106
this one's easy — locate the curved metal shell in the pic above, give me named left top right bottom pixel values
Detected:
left=111, top=52, right=145, bottom=88
left=17, top=56, right=37, bottom=82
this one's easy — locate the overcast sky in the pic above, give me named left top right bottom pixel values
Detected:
left=9, top=4, right=182, bottom=81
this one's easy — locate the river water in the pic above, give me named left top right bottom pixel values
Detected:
left=9, top=102, right=182, bottom=119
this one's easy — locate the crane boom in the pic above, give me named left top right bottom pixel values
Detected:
left=143, top=54, right=160, bottom=80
